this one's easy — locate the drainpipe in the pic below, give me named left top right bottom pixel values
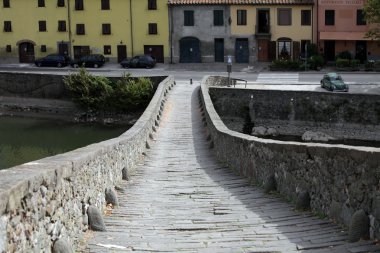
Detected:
left=169, top=4, right=173, bottom=63
left=316, top=0, right=319, bottom=49
left=130, top=0, right=134, bottom=57
left=67, top=0, right=73, bottom=58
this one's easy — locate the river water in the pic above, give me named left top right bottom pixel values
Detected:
left=0, top=116, right=129, bottom=170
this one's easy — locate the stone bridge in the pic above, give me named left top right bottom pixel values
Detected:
left=0, top=74, right=379, bottom=252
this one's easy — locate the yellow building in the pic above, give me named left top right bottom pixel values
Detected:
left=0, top=0, right=169, bottom=63
left=230, top=1, right=314, bottom=61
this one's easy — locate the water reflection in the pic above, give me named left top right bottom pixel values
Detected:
left=0, top=116, right=129, bottom=170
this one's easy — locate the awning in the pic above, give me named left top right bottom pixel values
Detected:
left=319, top=31, right=371, bottom=41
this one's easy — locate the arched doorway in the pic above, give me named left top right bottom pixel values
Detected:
left=18, top=41, right=35, bottom=63
left=180, top=37, right=201, bottom=63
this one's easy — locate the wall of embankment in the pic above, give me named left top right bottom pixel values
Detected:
left=0, top=73, right=175, bottom=252
left=200, top=76, right=380, bottom=241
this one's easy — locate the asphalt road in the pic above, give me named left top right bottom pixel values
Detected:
left=1, top=64, right=380, bottom=94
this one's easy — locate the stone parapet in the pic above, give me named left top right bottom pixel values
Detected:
left=0, top=75, right=174, bottom=252
left=200, top=75, right=380, bottom=240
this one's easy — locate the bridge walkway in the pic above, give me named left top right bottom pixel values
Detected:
left=86, top=81, right=380, bottom=253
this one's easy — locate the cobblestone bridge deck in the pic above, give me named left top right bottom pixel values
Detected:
left=86, top=82, right=380, bottom=253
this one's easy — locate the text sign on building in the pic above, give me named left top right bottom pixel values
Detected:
left=319, top=0, right=364, bottom=5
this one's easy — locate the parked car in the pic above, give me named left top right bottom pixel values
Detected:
left=120, top=55, right=156, bottom=69
left=70, top=54, right=106, bottom=68
left=320, top=73, right=349, bottom=92
left=35, top=54, right=70, bottom=67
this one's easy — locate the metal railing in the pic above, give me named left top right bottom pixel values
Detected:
left=230, top=78, right=248, bottom=88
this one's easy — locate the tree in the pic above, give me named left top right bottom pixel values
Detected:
left=364, top=0, right=380, bottom=40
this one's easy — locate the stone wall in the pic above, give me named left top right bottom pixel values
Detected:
left=209, top=86, right=380, bottom=141
left=200, top=75, right=380, bottom=240
left=0, top=75, right=175, bottom=252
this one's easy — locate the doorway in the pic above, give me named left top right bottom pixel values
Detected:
left=18, top=42, right=35, bottom=63
left=73, top=46, right=90, bottom=60
left=214, top=38, right=224, bottom=62
left=144, top=45, right=164, bottom=63
left=117, top=45, right=127, bottom=63
left=324, top=40, right=335, bottom=61
left=235, top=38, right=249, bottom=63
left=355, top=41, right=367, bottom=63
left=180, top=37, right=201, bottom=63
left=257, top=39, right=269, bottom=61
left=58, top=43, right=69, bottom=56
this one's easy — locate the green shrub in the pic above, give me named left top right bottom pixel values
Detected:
left=309, top=54, right=325, bottom=69
left=336, top=50, right=352, bottom=60
left=269, top=59, right=301, bottom=70
left=63, top=68, right=113, bottom=110
left=63, top=68, right=154, bottom=113
left=110, top=73, right=153, bottom=111
left=375, top=60, right=380, bottom=67
left=336, top=58, right=350, bottom=68
left=307, top=43, right=318, bottom=57
left=350, top=59, right=360, bottom=67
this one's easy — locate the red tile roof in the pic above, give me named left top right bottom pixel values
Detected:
left=168, top=0, right=314, bottom=5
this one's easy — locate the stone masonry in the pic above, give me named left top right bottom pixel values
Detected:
left=201, top=76, right=380, bottom=240
left=0, top=76, right=174, bottom=252
left=86, top=80, right=380, bottom=252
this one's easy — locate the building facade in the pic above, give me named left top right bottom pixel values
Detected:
left=0, top=0, right=169, bottom=63
left=168, top=0, right=314, bottom=63
left=169, top=3, right=233, bottom=63
left=230, top=2, right=314, bottom=62
left=318, top=0, right=380, bottom=62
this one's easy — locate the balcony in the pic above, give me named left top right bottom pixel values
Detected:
left=255, top=25, right=271, bottom=39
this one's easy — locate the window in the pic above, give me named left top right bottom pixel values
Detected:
left=75, top=0, right=83, bottom=10
left=237, top=10, right=247, bottom=25
left=39, top=21, right=46, bottom=32
left=38, top=0, right=45, bottom=7
left=214, top=10, right=224, bottom=26
left=278, top=8, right=291, bottom=25
left=102, top=23, right=111, bottom=35
left=4, top=21, right=11, bottom=32
left=104, top=45, right=111, bottom=55
left=278, top=40, right=291, bottom=59
left=301, top=10, right=311, bottom=26
left=6, top=45, right=11, bottom=52
left=184, top=10, right=194, bottom=26
left=101, top=0, right=109, bottom=10
left=41, top=45, right=46, bottom=52
left=76, top=24, right=85, bottom=35
left=148, top=0, right=156, bottom=10
left=325, top=10, right=335, bottom=26
left=148, top=23, right=157, bottom=34
left=357, top=9, right=366, bottom=25
left=57, top=0, right=65, bottom=7
left=58, top=20, right=66, bottom=31
left=3, top=0, right=9, bottom=8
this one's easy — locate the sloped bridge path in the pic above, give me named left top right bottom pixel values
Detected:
left=86, top=82, right=379, bottom=253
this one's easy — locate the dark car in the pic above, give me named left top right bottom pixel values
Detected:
left=70, top=54, right=106, bottom=68
left=120, top=55, right=156, bottom=69
left=35, top=54, right=70, bottom=67
left=320, top=73, right=349, bottom=92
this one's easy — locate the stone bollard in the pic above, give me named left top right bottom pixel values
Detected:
left=105, top=188, right=119, bottom=207
left=349, top=209, right=369, bottom=242
left=295, top=191, right=311, bottom=211
left=264, top=175, right=277, bottom=194
left=122, top=167, right=129, bottom=181
left=87, top=205, right=107, bottom=232
left=52, top=238, right=73, bottom=253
